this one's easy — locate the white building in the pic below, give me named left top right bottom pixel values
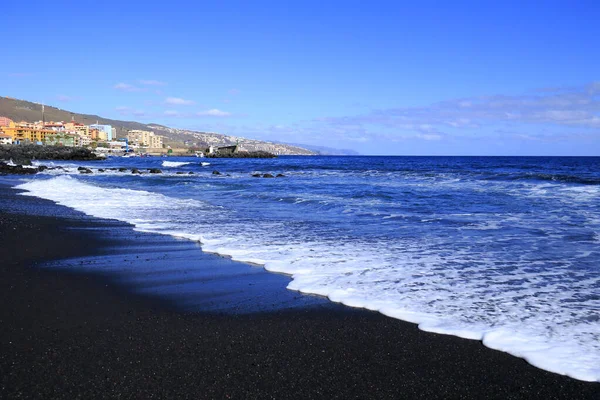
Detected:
left=127, top=129, right=163, bottom=148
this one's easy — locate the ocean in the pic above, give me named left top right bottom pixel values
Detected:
left=10, top=155, right=600, bottom=382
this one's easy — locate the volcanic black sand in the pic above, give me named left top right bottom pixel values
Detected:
left=0, top=184, right=598, bottom=399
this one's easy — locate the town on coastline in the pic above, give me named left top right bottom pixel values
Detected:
left=0, top=115, right=258, bottom=157
left=0, top=115, right=168, bottom=155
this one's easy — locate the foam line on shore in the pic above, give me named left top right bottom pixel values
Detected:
left=14, top=175, right=600, bottom=382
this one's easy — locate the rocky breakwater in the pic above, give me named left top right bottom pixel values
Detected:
left=0, top=145, right=100, bottom=165
left=205, top=151, right=277, bottom=159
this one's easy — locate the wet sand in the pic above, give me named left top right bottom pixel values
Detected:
left=1, top=185, right=598, bottom=399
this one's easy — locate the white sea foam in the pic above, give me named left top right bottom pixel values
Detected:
left=15, top=175, right=600, bottom=382
left=201, top=162, right=210, bottom=166
left=162, top=161, right=191, bottom=167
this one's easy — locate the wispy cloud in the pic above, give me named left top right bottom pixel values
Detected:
left=196, top=109, right=232, bottom=117
left=114, top=82, right=145, bottom=92
left=322, top=82, right=600, bottom=132
left=139, top=79, right=167, bottom=86
left=115, top=106, right=146, bottom=117
left=165, top=97, right=196, bottom=106
left=160, top=108, right=234, bottom=118
left=228, top=88, right=241, bottom=96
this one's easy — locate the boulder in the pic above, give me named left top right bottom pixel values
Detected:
left=79, top=168, right=93, bottom=174
left=131, top=168, right=142, bottom=174
left=0, top=162, right=38, bottom=175
left=252, top=173, right=261, bottom=178
left=148, top=168, right=162, bottom=174
left=263, top=173, right=274, bottom=178
left=118, top=167, right=128, bottom=172
left=276, top=174, right=285, bottom=178
left=212, top=170, right=221, bottom=175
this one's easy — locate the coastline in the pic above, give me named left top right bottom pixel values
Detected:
left=1, top=184, right=598, bottom=399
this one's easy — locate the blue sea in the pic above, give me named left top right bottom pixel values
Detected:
left=12, top=155, right=600, bottom=382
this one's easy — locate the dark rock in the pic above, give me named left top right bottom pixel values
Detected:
left=131, top=168, right=142, bottom=174
left=188, top=171, right=194, bottom=175
left=118, top=168, right=128, bottom=172
left=78, top=168, right=93, bottom=174
left=0, top=162, right=38, bottom=175
left=212, top=170, right=221, bottom=175
left=276, top=174, right=285, bottom=178
left=148, top=168, right=162, bottom=174
left=98, top=169, right=105, bottom=172
left=176, top=172, right=185, bottom=174
left=0, top=144, right=99, bottom=161
left=38, top=165, right=49, bottom=172
left=252, top=173, right=261, bottom=178
left=263, top=173, right=274, bottom=178
left=206, top=150, right=277, bottom=159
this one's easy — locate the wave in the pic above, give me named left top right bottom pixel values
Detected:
left=162, top=161, right=191, bottom=167
left=14, top=175, right=600, bottom=382
left=485, top=172, right=600, bottom=185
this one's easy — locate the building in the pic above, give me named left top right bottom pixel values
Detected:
left=216, top=145, right=239, bottom=155
left=90, top=128, right=108, bottom=141
left=0, top=117, right=13, bottom=127
left=150, top=135, right=163, bottom=148
left=127, top=129, right=153, bottom=146
left=1, top=122, right=57, bottom=144
left=78, top=134, right=92, bottom=146
left=90, top=124, right=114, bottom=141
left=43, top=121, right=66, bottom=131
left=127, top=129, right=163, bottom=148
left=65, top=122, right=90, bottom=138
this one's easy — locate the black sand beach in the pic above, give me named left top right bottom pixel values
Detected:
left=1, top=185, right=598, bottom=399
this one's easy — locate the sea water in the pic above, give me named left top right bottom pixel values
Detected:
left=14, top=156, right=600, bottom=382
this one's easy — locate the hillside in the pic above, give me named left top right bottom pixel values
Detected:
left=0, top=97, right=315, bottom=155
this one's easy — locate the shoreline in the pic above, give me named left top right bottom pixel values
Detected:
left=1, top=184, right=598, bottom=398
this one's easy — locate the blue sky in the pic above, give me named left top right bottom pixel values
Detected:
left=1, top=0, right=599, bottom=155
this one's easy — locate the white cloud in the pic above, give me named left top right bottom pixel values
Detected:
left=196, top=109, right=232, bottom=117
left=417, top=133, right=443, bottom=141
left=114, top=82, right=144, bottom=92
left=115, top=106, right=145, bottom=117
left=322, top=82, right=600, bottom=132
left=165, top=97, right=195, bottom=106
left=139, top=79, right=167, bottom=86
